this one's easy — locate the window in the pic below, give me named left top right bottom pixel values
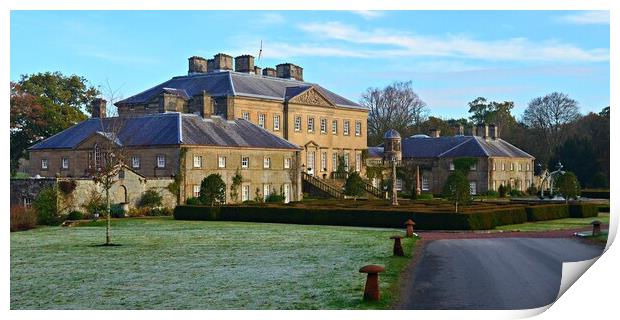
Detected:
left=283, top=184, right=290, bottom=203
left=93, top=144, right=101, bottom=168
left=284, top=158, right=291, bottom=169
left=502, top=163, right=506, bottom=171
left=61, top=157, right=69, bottom=169
left=492, top=180, right=497, bottom=191
left=394, top=178, right=403, bottom=191
left=307, top=152, right=315, bottom=172
left=320, top=118, right=327, bottom=133
left=23, top=197, right=32, bottom=209
left=307, top=117, right=314, bottom=132
left=273, top=114, right=280, bottom=131
left=470, top=163, right=477, bottom=171
left=242, top=185, right=250, bottom=202
left=193, top=185, right=201, bottom=198
left=344, top=120, right=350, bottom=135
left=355, top=121, right=362, bottom=136
left=242, top=156, right=249, bottom=168
left=332, top=153, right=338, bottom=172
left=469, top=181, right=477, bottom=195
left=41, top=158, right=48, bottom=170
left=321, top=152, right=327, bottom=171
left=294, top=116, right=301, bottom=131
left=492, top=161, right=496, bottom=171
left=263, top=184, right=271, bottom=201
left=258, top=114, right=265, bottom=128
left=157, top=155, right=165, bottom=168
left=332, top=120, right=338, bottom=134
left=519, top=163, right=523, bottom=171
left=343, top=153, right=349, bottom=171
left=449, top=162, right=455, bottom=171
left=526, top=163, right=530, bottom=171
left=422, top=176, right=430, bottom=191
left=355, top=153, right=361, bottom=172
left=218, top=156, right=226, bottom=168
left=242, top=112, right=250, bottom=120
left=193, top=155, right=202, bottom=168
left=510, top=163, right=514, bottom=171
left=132, top=156, right=140, bottom=168
left=264, top=157, right=271, bottom=168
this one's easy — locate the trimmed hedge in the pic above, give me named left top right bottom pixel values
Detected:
left=581, top=190, right=610, bottom=199
left=174, top=205, right=528, bottom=230
left=525, top=204, right=569, bottom=221
left=568, top=203, right=599, bottom=218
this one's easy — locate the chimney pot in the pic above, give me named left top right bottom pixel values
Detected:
left=477, top=124, right=489, bottom=138
left=188, top=56, right=208, bottom=74
left=455, top=125, right=464, bottom=136
left=276, top=63, right=303, bottom=81
left=489, top=124, right=499, bottom=139
left=254, top=66, right=262, bottom=76
left=429, top=128, right=441, bottom=138
left=91, top=98, right=107, bottom=118
left=234, top=55, right=255, bottom=73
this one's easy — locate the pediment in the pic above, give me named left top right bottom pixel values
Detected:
left=288, top=87, right=335, bottom=107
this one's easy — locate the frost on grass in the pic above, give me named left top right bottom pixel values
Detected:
left=10, top=219, right=405, bottom=309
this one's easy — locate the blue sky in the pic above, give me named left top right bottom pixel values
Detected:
left=10, top=10, right=609, bottom=119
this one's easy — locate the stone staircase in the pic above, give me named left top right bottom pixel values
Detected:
left=301, top=172, right=386, bottom=200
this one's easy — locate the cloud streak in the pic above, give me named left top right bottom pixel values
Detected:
left=558, top=11, right=609, bottom=25
left=291, top=21, right=608, bottom=62
left=351, top=10, right=384, bottom=20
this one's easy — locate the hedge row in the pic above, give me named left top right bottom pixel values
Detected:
left=581, top=190, right=610, bottom=199
left=568, top=203, right=599, bottom=218
left=525, top=204, right=569, bottom=221
left=174, top=205, right=529, bottom=230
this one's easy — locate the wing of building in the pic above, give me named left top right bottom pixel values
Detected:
left=368, top=126, right=535, bottom=195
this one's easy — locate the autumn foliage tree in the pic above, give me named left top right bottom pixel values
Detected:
left=10, top=72, right=100, bottom=173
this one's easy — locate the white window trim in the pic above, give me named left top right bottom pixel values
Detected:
left=61, top=158, right=69, bottom=169
left=193, top=185, right=201, bottom=198
left=449, top=162, right=455, bottom=171
left=242, top=112, right=250, bottom=120
left=294, top=116, right=301, bottom=131
left=218, top=156, right=226, bottom=168
left=258, top=113, right=265, bottom=128
left=41, top=158, right=48, bottom=170
left=193, top=155, right=202, bottom=168
left=157, top=155, right=166, bottom=168
left=332, top=120, right=338, bottom=134
left=421, top=176, right=430, bottom=191
left=264, top=157, right=271, bottom=169
left=344, top=121, right=350, bottom=135
left=132, top=156, right=140, bottom=168
left=355, top=121, right=362, bottom=136
left=307, top=117, right=314, bottom=132
left=273, top=114, right=280, bottom=131
left=241, top=156, right=249, bottom=169
left=284, top=158, right=291, bottom=169
left=320, top=118, right=327, bottom=134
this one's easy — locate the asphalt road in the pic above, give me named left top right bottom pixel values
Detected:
left=399, top=238, right=604, bottom=310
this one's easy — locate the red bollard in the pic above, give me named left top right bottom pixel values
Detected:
left=405, top=219, right=416, bottom=237
left=390, top=235, right=404, bottom=256
left=359, top=265, right=386, bottom=301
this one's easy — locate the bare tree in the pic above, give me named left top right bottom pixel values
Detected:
left=522, top=92, right=580, bottom=163
left=361, top=81, right=428, bottom=145
left=90, top=80, right=126, bottom=245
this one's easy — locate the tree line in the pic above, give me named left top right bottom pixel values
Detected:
left=362, top=81, right=609, bottom=188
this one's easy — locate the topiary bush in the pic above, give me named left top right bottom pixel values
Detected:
left=200, top=174, right=226, bottom=206
left=498, top=184, right=507, bottom=198
left=265, top=192, right=285, bottom=203
left=66, top=210, right=84, bottom=221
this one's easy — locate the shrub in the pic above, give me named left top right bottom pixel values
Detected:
left=265, top=192, right=285, bottom=203
left=10, top=206, right=37, bottom=232
left=483, top=191, right=499, bottom=198
left=525, top=204, right=569, bottom=221
left=82, top=189, right=106, bottom=218
left=568, top=203, right=598, bottom=218
left=33, top=187, right=60, bottom=225
left=148, top=207, right=173, bottom=216
left=498, top=184, right=507, bottom=198
left=526, top=185, right=538, bottom=196
left=110, top=204, right=126, bottom=218
left=139, top=189, right=163, bottom=208
left=242, top=200, right=258, bottom=205
left=509, top=189, right=525, bottom=197
left=58, top=180, right=77, bottom=195
left=556, top=172, right=581, bottom=202
left=66, top=210, right=84, bottom=221
left=416, top=193, right=434, bottom=200
left=185, top=197, right=202, bottom=205
left=200, top=174, right=226, bottom=206
left=442, top=171, right=470, bottom=212
left=344, top=171, right=366, bottom=200
left=128, top=207, right=149, bottom=217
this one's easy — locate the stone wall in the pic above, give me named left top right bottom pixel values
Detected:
left=10, top=178, right=56, bottom=207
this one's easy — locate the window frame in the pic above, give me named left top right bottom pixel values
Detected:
left=307, top=117, right=315, bottom=132
left=193, top=155, right=202, bottom=168
left=193, top=185, right=201, bottom=198
left=132, top=156, right=140, bottom=169
left=320, top=118, right=327, bottom=134
left=355, top=121, right=362, bottom=136
left=242, top=111, right=250, bottom=121
left=332, top=120, right=338, bottom=135
left=61, top=157, right=69, bottom=169
left=321, top=152, right=327, bottom=171
left=258, top=113, right=265, bottom=128
left=263, top=156, right=271, bottom=169
left=218, top=156, right=226, bottom=168
left=284, top=158, right=291, bottom=169
left=343, top=120, right=350, bottom=135
left=157, top=155, right=166, bottom=168
left=241, top=156, right=250, bottom=169
left=273, top=114, right=280, bottom=131
left=294, top=116, right=301, bottom=131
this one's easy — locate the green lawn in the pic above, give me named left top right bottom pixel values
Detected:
left=11, top=217, right=415, bottom=309
left=494, top=214, right=610, bottom=232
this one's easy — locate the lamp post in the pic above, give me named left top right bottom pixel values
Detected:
left=391, top=156, right=398, bottom=206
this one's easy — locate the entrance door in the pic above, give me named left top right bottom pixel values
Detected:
left=307, top=151, right=315, bottom=176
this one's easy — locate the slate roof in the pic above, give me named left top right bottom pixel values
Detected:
left=405, top=136, right=533, bottom=159
left=368, top=135, right=533, bottom=159
left=28, top=113, right=300, bottom=151
left=116, top=71, right=363, bottom=109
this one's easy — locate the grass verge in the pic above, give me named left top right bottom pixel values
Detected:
left=494, top=214, right=610, bottom=232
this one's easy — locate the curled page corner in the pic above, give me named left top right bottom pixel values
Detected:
left=556, top=257, right=600, bottom=300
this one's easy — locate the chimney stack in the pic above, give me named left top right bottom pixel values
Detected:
left=429, top=128, right=441, bottom=138
left=207, top=59, right=215, bottom=72
left=91, top=98, right=107, bottom=118
left=212, top=53, right=233, bottom=71
left=234, top=55, right=255, bottom=73
left=455, top=124, right=464, bottom=136
left=489, top=124, right=499, bottom=139
left=276, top=63, right=303, bottom=81
left=262, top=67, right=277, bottom=77
left=477, top=124, right=489, bottom=138
left=254, top=66, right=262, bottom=76
left=188, top=56, right=208, bottom=74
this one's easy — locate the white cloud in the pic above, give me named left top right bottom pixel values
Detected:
left=351, top=10, right=384, bottom=20
left=296, top=21, right=609, bottom=62
left=259, top=12, right=285, bottom=25
left=559, top=11, right=609, bottom=25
